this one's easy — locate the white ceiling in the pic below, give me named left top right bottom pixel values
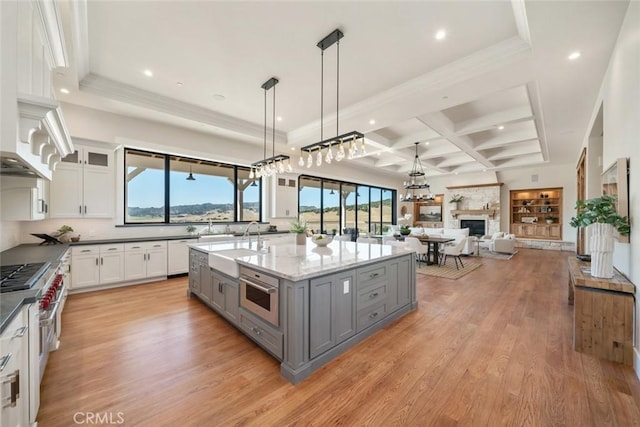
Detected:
left=54, top=0, right=630, bottom=178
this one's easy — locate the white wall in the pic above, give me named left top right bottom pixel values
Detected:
left=583, top=1, right=639, bottom=373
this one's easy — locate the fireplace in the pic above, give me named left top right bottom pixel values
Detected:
left=460, top=219, right=486, bottom=237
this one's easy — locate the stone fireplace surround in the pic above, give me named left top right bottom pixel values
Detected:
left=445, top=183, right=501, bottom=235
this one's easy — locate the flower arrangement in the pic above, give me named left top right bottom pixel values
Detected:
left=449, top=194, right=463, bottom=203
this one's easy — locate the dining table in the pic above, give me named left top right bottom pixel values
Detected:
left=416, top=235, right=455, bottom=265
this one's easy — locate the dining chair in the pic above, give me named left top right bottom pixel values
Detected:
left=404, top=237, right=429, bottom=265
left=440, top=239, right=466, bottom=269
left=382, top=235, right=397, bottom=245
left=356, top=237, right=379, bottom=244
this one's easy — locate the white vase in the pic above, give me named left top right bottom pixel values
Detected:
left=295, top=233, right=306, bottom=245
left=589, top=223, right=615, bottom=278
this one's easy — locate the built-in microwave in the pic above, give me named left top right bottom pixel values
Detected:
left=240, top=268, right=279, bottom=327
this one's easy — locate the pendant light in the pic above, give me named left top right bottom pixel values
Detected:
left=400, top=142, right=434, bottom=202
left=186, top=165, right=196, bottom=181
left=300, top=29, right=364, bottom=166
left=250, top=77, right=291, bottom=178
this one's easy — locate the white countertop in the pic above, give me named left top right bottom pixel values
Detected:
left=189, top=235, right=413, bottom=281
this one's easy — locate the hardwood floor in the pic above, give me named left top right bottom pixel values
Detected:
left=39, top=249, right=640, bottom=426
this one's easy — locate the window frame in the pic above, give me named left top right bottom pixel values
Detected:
left=123, top=148, right=262, bottom=224
left=298, top=174, right=396, bottom=235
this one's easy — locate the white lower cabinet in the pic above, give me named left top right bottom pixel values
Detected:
left=167, top=239, right=198, bottom=275
left=0, top=307, right=29, bottom=427
left=71, top=244, right=125, bottom=289
left=124, top=241, right=168, bottom=281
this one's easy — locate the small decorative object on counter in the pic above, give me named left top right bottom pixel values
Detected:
left=268, top=225, right=278, bottom=232
left=400, top=225, right=411, bottom=236
left=54, top=225, right=75, bottom=242
left=186, top=225, right=197, bottom=235
left=311, top=234, right=333, bottom=247
left=290, top=221, right=308, bottom=245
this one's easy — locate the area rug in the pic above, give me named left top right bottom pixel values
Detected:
left=478, top=248, right=518, bottom=260
left=416, top=259, right=481, bottom=279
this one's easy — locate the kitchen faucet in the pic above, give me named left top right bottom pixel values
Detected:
left=243, top=221, right=263, bottom=250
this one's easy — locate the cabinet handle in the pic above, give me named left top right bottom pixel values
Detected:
left=100, top=257, right=103, bottom=265
left=369, top=292, right=379, bottom=299
left=153, top=244, right=162, bottom=247
left=95, top=258, right=99, bottom=266
left=79, top=206, right=82, bottom=214
left=369, top=312, right=379, bottom=319
left=370, top=273, right=379, bottom=278
left=132, top=246, right=141, bottom=249
left=84, top=205, right=87, bottom=214
left=13, top=327, right=27, bottom=338
left=81, top=249, right=91, bottom=253
left=147, top=253, right=151, bottom=261
left=0, top=354, right=11, bottom=372
left=108, top=248, right=118, bottom=251
left=0, top=369, right=19, bottom=408
left=251, top=327, right=262, bottom=336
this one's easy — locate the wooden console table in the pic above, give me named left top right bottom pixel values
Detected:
left=567, top=257, right=635, bottom=365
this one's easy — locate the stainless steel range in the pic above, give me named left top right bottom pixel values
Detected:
left=0, top=252, right=70, bottom=423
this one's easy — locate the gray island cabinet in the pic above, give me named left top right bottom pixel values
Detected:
left=188, top=239, right=417, bottom=384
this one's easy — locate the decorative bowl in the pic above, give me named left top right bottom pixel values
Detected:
left=311, top=234, right=333, bottom=247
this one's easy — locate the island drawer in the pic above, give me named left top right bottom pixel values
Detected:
left=356, top=282, right=388, bottom=311
left=357, top=264, right=388, bottom=289
left=238, top=308, right=283, bottom=360
left=357, top=302, right=388, bottom=332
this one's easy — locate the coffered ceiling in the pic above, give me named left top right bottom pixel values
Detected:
left=53, top=0, right=630, bottom=178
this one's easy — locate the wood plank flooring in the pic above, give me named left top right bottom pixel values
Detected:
left=39, top=249, right=640, bottom=426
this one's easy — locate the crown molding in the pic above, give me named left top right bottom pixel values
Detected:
left=69, top=0, right=90, bottom=81
left=287, top=36, right=532, bottom=145
left=34, top=0, right=68, bottom=68
left=79, top=73, right=287, bottom=144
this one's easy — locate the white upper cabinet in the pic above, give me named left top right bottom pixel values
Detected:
left=50, top=145, right=114, bottom=218
left=271, top=174, right=298, bottom=218
left=0, top=176, right=48, bottom=220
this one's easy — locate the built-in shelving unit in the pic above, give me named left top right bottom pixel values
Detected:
left=510, top=187, right=563, bottom=240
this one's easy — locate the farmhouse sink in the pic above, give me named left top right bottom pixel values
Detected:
left=208, top=248, right=263, bottom=278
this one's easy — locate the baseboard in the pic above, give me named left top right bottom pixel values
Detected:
left=635, top=346, right=640, bottom=381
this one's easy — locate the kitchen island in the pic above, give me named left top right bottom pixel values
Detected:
left=189, top=236, right=417, bottom=383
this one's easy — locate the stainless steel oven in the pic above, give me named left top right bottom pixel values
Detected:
left=240, top=268, right=279, bottom=327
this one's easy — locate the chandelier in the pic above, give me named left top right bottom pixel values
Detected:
left=250, top=77, right=292, bottom=179
left=400, top=142, right=434, bottom=202
left=298, top=29, right=365, bottom=168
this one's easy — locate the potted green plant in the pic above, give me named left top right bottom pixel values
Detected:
left=570, top=195, right=630, bottom=278
left=400, top=225, right=411, bottom=236
left=449, top=194, right=463, bottom=210
left=290, top=220, right=308, bottom=245
left=186, top=225, right=197, bottom=235
left=56, top=225, right=77, bottom=242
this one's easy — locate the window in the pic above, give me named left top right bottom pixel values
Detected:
left=125, top=148, right=261, bottom=224
left=125, top=151, right=166, bottom=223
left=298, top=175, right=395, bottom=236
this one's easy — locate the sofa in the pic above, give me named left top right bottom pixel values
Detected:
left=480, top=232, right=517, bottom=254
left=408, top=227, right=473, bottom=255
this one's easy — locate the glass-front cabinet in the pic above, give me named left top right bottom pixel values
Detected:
left=510, top=187, right=563, bottom=240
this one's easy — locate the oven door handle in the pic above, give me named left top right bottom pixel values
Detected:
left=241, top=278, right=277, bottom=294
left=39, top=303, right=59, bottom=326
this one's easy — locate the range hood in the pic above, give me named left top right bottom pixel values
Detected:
left=0, top=93, right=73, bottom=180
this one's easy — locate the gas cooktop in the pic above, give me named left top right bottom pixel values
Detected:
left=0, top=263, right=47, bottom=293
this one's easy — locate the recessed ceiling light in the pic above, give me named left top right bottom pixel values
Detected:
left=369, top=119, right=376, bottom=125
left=277, top=116, right=282, bottom=122
left=59, top=88, right=70, bottom=94
left=424, top=141, right=430, bottom=146
left=212, top=94, right=226, bottom=101
left=568, top=51, right=581, bottom=60
left=435, top=29, right=446, bottom=40
left=497, top=125, right=505, bottom=130
left=290, top=147, right=296, bottom=151
left=143, top=69, right=153, bottom=77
